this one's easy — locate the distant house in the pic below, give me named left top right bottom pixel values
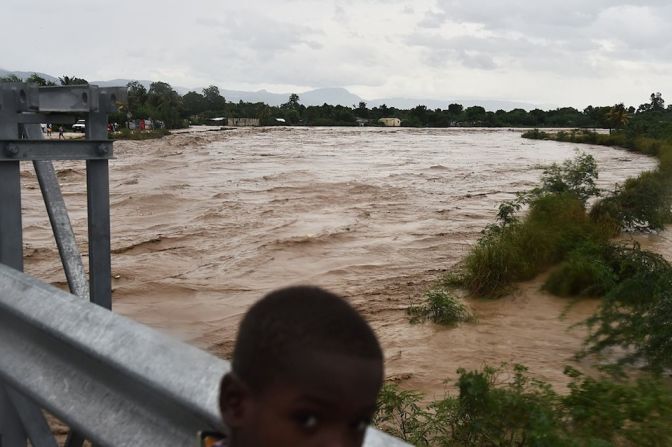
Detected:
left=356, top=118, right=369, bottom=127
left=378, top=117, right=401, bottom=127
left=227, top=117, right=260, bottom=127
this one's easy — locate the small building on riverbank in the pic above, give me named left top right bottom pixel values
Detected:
left=227, top=117, right=260, bottom=127
left=378, top=117, right=401, bottom=127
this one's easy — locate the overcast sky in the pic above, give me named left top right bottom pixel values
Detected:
left=2, top=0, right=670, bottom=108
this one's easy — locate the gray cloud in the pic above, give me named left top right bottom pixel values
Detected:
left=0, top=0, right=670, bottom=107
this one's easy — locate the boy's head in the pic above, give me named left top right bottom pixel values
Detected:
left=219, top=286, right=384, bottom=447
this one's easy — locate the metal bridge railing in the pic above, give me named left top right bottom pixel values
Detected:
left=0, top=264, right=409, bottom=446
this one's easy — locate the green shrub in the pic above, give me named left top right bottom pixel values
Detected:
left=536, top=152, right=600, bottom=204
left=582, top=244, right=672, bottom=371
left=461, top=193, right=603, bottom=297
left=375, top=364, right=672, bottom=446
left=453, top=152, right=608, bottom=297
left=544, top=243, right=616, bottom=297
left=407, top=289, right=473, bottom=325
left=521, top=129, right=549, bottom=139
left=374, top=384, right=433, bottom=445
left=590, top=171, right=672, bottom=231
left=563, top=367, right=672, bottom=445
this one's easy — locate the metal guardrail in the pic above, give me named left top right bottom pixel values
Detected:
left=0, top=264, right=410, bottom=446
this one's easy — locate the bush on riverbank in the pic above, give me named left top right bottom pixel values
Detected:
left=374, top=364, right=672, bottom=446
left=590, top=170, right=672, bottom=231
left=451, top=153, right=607, bottom=297
left=578, top=243, right=672, bottom=372
left=543, top=241, right=616, bottom=297
left=445, top=142, right=672, bottom=371
left=407, top=289, right=473, bottom=325
left=517, top=130, right=672, bottom=371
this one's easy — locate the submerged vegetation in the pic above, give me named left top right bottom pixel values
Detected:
left=451, top=152, right=607, bottom=297
left=407, top=289, right=473, bottom=325
left=390, top=94, right=672, bottom=445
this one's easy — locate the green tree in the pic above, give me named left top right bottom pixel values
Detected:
left=26, top=73, right=56, bottom=86
left=355, top=101, right=368, bottom=118
left=465, top=106, right=486, bottom=124
left=59, top=75, right=88, bottom=86
left=283, top=93, right=300, bottom=109
left=126, top=81, right=149, bottom=118
left=202, top=85, right=226, bottom=111
left=448, top=103, right=464, bottom=118
left=607, top=103, right=630, bottom=130
left=182, top=91, right=208, bottom=117
left=650, top=92, right=665, bottom=111
left=0, top=74, right=22, bottom=82
left=146, top=81, right=183, bottom=128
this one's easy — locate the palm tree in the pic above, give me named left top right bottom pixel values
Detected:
left=59, top=75, right=88, bottom=86
left=607, top=103, right=629, bottom=131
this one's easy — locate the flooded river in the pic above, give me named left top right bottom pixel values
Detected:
left=21, top=127, right=663, bottom=396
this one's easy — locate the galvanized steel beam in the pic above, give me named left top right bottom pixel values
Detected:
left=34, top=160, right=91, bottom=299
left=37, top=85, right=126, bottom=113
left=0, top=80, right=29, bottom=447
left=0, top=264, right=229, bottom=446
left=21, top=124, right=90, bottom=300
left=86, top=108, right=112, bottom=309
left=0, top=265, right=410, bottom=447
left=15, top=114, right=77, bottom=125
left=5, top=387, right=58, bottom=447
left=0, top=140, right=113, bottom=160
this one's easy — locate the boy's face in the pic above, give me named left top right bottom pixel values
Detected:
left=220, top=351, right=383, bottom=447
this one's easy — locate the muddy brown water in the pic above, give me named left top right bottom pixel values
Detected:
left=20, top=127, right=664, bottom=398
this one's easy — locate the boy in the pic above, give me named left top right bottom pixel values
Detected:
left=217, top=286, right=384, bottom=447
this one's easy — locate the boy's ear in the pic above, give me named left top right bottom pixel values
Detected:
left=219, top=372, right=249, bottom=428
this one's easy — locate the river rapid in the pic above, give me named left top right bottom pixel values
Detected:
left=21, top=127, right=663, bottom=397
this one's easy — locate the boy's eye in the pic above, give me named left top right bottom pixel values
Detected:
left=294, top=412, right=319, bottom=431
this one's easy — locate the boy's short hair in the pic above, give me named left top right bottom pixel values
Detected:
left=232, top=286, right=383, bottom=390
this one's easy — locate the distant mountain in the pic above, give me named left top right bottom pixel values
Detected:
left=301, top=88, right=363, bottom=107
left=0, top=68, right=59, bottom=84
left=218, top=88, right=289, bottom=105
left=1, top=68, right=546, bottom=111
